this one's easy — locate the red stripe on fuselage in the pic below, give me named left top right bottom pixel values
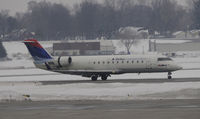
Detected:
left=24, top=39, right=43, bottom=48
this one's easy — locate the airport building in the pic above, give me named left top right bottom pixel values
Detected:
left=156, top=41, right=200, bottom=52
left=52, top=40, right=115, bottom=56
left=149, top=39, right=200, bottom=57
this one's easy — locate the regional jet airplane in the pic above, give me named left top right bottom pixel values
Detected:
left=24, top=39, right=182, bottom=81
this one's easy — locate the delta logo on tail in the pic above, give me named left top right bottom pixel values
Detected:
left=24, top=39, right=52, bottom=61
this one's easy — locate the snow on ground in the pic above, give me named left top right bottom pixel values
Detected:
left=0, top=59, right=34, bottom=69
left=0, top=67, right=200, bottom=101
left=0, top=80, right=200, bottom=101
left=2, top=41, right=28, bottom=57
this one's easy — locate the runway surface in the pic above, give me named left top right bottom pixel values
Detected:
left=40, top=77, right=200, bottom=85
left=0, top=99, right=200, bottom=119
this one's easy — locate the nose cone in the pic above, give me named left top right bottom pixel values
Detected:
left=169, top=63, right=182, bottom=71
left=177, top=65, right=183, bottom=70
left=174, top=65, right=183, bottom=71
left=168, top=62, right=183, bottom=71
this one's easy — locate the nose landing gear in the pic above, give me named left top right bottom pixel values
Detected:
left=168, top=72, right=172, bottom=79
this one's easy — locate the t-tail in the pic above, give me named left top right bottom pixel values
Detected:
left=24, top=39, right=52, bottom=62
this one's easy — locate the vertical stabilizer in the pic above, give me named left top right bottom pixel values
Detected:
left=24, top=39, right=52, bottom=61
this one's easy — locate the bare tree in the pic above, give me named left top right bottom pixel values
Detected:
left=0, top=10, right=18, bottom=40
left=193, top=0, right=200, bottom=29
left=121, top=39, right=136, bottom=54
left=149, top=0, right=186, bottom=36
left=0, top=0, right=191, bottom=41
left=23, top=1, right=72, bottom=40
left=0, top=41, right=7, bottom=58
left=117, top=27, right=141, bottom=54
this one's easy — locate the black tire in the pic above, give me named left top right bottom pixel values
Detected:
left=101, top=75, right=107, bottom=80
left=168, top=76, right=172, bottom=79
left=91, top=76, right=98, bottom=81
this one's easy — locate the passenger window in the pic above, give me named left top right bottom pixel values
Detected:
left=117, top=61, right=119, bottom=64
left=112, top=61, right=114, bottom=64
left=132, top=61, right=134, bottom=63
left=98, top=61, right=100, bottom=64
left=141, top=60, right=144, bottom=63
left=122, top=61, right=124, bottom=63
left=127, top=61, right=129, bottom=63
left=107, top=61, right=110, bottom=64
left=102, top=61, right=105, bottom=64
left=93, top=62, right=95, bottom=64
left=137, top=60, right=139, bottom=63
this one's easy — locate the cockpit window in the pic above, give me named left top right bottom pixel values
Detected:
left=157, top=57, right=172, bottom=61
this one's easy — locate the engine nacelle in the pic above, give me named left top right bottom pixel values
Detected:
left=57, top=56, right=72, bottom=67
left=36, top=56, right=72, bottom=70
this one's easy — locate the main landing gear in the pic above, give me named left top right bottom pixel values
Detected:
left=168, top=72, right=172, bottom=79
left=91, top=75, right=98, bottom=81
left=91, top=74, right=109, bottom=81
left=101, top=75, right=108, bottom=80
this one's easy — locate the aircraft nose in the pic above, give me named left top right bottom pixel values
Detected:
left=175, top=65, right=183, bottom=70
left=170, top=63, right=182, bottom=71
left=178, top=66, right=183, bottom=70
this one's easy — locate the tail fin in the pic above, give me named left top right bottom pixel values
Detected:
left=24, top=39, right=52, bottom=61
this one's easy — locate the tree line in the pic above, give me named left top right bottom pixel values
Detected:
left=1, top=0, right=200, bottom=41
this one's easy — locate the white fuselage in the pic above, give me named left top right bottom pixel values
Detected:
left=34, top=54, right=182, bottom=77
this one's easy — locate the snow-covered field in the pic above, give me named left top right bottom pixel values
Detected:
left=0, top=81, right=200, bottom=101
left=0, top=41, right=200, bottom=102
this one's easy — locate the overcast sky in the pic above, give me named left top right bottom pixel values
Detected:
left=0, top=0, right=191, bottom=16
left=0, top=0, right=86, bottom=15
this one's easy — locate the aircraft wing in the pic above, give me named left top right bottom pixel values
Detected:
left=52, top=69, right=122, bottom=76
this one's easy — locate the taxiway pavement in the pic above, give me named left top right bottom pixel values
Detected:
left=0, top=99, right=200, bottom=119
left=40, top=77, right=200, bottom=85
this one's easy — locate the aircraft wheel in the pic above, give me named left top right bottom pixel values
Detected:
left=91, top=75, right=98, bottom=81
left=168, top=76, right=172, bottom=79
left=168, top=72, right=172, bottom=79
left=101, top=75, right=108, bottom=80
